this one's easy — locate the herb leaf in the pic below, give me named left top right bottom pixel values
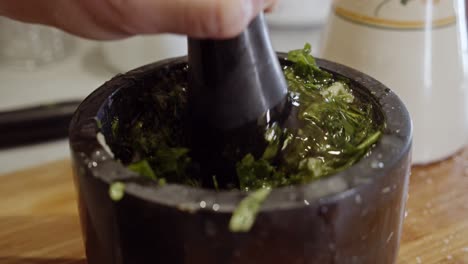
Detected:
left=237, top=154, right=277, bottom=191
left=229, top=188, right=272, bottom=232
left=111, top=117, right=119, bottom=138
left=212, top=175, right=220, bottom=191
left=128, top=160, right=157, bottom=180
left=288, top=43, right=332, bottom=83
left=109, top=182, right=126, bottom=202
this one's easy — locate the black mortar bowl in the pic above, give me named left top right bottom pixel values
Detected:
left=69, top=54, right=412, bottom=264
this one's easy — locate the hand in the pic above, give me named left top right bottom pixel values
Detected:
left=0, top=0, right=277, bottom=40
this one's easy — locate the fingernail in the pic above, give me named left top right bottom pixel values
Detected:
left=264, top=0, right=278, bottom=12
left=263, top=0, right=276, bottom=10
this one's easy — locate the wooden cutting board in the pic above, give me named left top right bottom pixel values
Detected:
left=0, top=148, right=467, bottom=264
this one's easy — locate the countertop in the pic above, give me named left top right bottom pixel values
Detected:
left=0, top=148, right=466, bottom=264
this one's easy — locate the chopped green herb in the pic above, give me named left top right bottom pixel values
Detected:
left=184, top=178, right=201, bottom=188
left=287, top=43, right=332, bottom=87
left=110, top=43, right=382, bottom=192
left=109, top=182, right=126, bottom=201
left=158, top=178, right=167, bottom=186
left=212, top=175, right=220, bottom=191
left=95, top=118, right=103, bottom=130
left=128, top=160, right=157, bottom=180
left=229, top=188, right=272, bottom=232
left=357, top=131, right=382, bottom=150
left=237, top=154, right=286, bottom=191
left=111, top=117, right=119, bottom=138
left=233, top=44, right=382, bottom=190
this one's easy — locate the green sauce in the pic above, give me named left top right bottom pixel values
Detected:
left=111, top=44, right=383, bottom=192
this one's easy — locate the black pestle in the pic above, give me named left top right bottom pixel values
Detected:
left=188, top=13, right=288, bottom=129
left=187, top=13, right=290, bottom=189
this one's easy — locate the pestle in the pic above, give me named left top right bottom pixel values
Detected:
left=187, top=13, right=290, bottom=188
left=188, top=13, right=288, bottom=130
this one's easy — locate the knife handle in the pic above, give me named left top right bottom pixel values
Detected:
left=0, top=101, right=81, bottom=149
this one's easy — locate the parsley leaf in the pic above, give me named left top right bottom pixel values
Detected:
left=229, top=188, right=272, bottom=232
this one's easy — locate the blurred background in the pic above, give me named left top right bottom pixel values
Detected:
left=0, top=0, right=467, bottom=173
left=0, top=0, right=333, bottom=174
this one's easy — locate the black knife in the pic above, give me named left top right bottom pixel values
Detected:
left=0, top=100, right=82, bottom=149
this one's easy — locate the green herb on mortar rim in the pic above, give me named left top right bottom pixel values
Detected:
left=128, top=160, right=157, bottom=180
left=94, top=118, right=103, bottom=130
left=229, top=188, right=272, bottom=232
left=109, top=182, right=126, bottom=202
left=111, top=117, right=119, bottom=138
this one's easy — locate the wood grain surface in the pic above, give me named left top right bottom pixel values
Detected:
left=0, top=148, right=466, bottom=264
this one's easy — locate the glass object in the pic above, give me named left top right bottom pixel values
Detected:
left=266, top=0, right=332, bottom=53
left=320, top=0, right=468, bottom=164
left=100, top=34, right=187, bottom=73
left=0, top=17, right=72, bottom=70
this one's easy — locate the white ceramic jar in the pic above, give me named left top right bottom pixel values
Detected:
left=320, top=0, right=468, bottom=164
